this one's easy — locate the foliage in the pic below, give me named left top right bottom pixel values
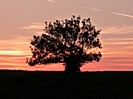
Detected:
left=27, top=15, right=102, bottom=72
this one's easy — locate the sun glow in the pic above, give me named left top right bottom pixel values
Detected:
left=0, top=50, right=24, bottom=55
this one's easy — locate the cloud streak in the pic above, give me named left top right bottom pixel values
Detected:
left=102, top=25, right=133, bottom=34
left=47, top=0, right=56, bottom=3
left=86, top=7, right=133, bottom=20
left=89, top=8, right=102, bottom=12
left=21, top=23, right=44, bottom=30
left=111, top=12, right=133, bottom=19
left=82, top=7, right=103, bottom=13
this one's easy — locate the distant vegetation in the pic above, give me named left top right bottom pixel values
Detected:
left=27, top=15, right=102, bottom=72
left=0, top=70, right=133, bottom=99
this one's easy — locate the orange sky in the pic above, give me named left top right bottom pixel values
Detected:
left=0, top=0, right=133, bottom=71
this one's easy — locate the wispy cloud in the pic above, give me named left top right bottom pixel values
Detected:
left=103, top=37, right=133, bottom=42
left=89, top=8, right=102, bottom=12
left=83, top=7, right=103, bottom=12
left=0, top=50, right=24, bottom=55
left=102, top=25, right=133, bottom=34
left=111, top=12, right=133, bottom=19
left=47, top=0, right=56, bottom=3
left=21, top=23, right=44, bottom=35
left=85, top=7, right=133, bottom=20
left=21, top=23, right=44, bottom=30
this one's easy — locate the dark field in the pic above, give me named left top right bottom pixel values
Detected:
left=0, top=70, right=133, bottom=99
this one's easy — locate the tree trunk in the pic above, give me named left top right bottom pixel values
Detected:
left=65, top=64, right=81, bottom=72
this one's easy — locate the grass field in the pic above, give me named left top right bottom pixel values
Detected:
left=0, top=70, right=133, bottom=99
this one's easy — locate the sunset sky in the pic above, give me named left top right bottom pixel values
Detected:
left=0, top=0, right=133, bottom=71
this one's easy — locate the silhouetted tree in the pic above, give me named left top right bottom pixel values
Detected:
left=27, top=15, right=102, bottom=72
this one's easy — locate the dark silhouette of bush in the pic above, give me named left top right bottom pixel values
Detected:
left=27, top=15, right=102, bottom=72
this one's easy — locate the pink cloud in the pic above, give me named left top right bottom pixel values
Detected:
left=111, top=12, right=133, bottom=19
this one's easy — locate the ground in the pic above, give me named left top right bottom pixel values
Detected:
left=0, top=70, right=133, bottom=99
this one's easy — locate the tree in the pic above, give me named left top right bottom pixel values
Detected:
left=27, top=15, right=102, bottom=72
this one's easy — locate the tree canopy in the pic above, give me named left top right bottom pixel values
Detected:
left=27, top=15, right=102, bottom=72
